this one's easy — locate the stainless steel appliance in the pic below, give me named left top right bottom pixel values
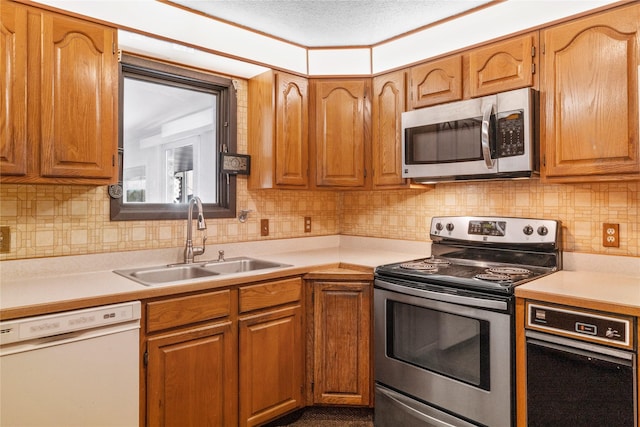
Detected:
left=374, top=216, right=561, bottom=427
left=0, top=301, right=141, bottom=426
left=526, top=302, right=637, bottom=426
left=402, top=88, right=538, bottom=183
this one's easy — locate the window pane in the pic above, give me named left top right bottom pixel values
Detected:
left=122, top=77, right=218, bottom=204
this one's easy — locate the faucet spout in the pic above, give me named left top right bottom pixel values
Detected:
left=184, top=196, right=207, bottom=264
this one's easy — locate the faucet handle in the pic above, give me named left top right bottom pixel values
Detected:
left=193, top=235, right=207, bottom=258
left=218, top=250, right=225, bottom=262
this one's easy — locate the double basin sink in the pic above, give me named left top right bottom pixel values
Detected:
left=114, top=257, right=292, bottom=286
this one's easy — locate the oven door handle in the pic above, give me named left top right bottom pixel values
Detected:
left=525, top=330, right=634, bottom=363
left=375, top=278, right=508, bottom=311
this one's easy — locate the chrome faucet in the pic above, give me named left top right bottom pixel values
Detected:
left=184, top=196, right=207, bottom=264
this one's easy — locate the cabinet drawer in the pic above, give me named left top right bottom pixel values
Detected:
left=146, top=289, right=231, bottom=333
left=239, top=278, right=302, bottom=313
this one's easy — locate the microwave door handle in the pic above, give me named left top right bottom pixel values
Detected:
left=481, top=103, right=496, bottom=169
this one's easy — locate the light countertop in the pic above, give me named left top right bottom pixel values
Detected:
left=516, top=251, right=640, bottom=316
left=2, top=235, right=639, bottom=319
left=0, top=236, right=428, bottom=320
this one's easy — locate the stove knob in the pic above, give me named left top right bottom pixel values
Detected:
left=446, top=223, right=455, bottom=232
left=435, top=222, right=444, bottom=231
left=537, top=225, right=549, bottom=236
left=523, top=225, right=534, bottom=235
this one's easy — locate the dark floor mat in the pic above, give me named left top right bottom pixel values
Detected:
left=262, top=407, right=373, bottom=427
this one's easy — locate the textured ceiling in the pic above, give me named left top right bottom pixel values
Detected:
left=171, top=0, right=493, bottom=47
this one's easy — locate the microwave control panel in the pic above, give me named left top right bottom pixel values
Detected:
left=496, top=110, right=525, bottom=157
left=526, top=302, right=633, bottom=348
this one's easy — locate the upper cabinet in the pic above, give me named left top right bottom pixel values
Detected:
left=540, top=3, right=640, bottom=182
left=248, top=70, right=309, bottom=189
left=310, top=78, right=371, bottom=189
left=407, top=32, right=538, bottom=109
left=468, top=32, right=538, bottom=98
left=408, top=55, right=462, bottom=109
left=0, top=0, right=118, bottom=184
left=371, top=70, right=409, bottom=188
left=1, top=1, right=28, bottom=176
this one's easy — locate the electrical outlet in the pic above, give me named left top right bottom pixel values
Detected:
left=0, top=226, right=10, bottom=253
left=261, top=219, right=269, bottom=236
left=603, top=223, right=619, bottom=248
left=304, top=217, right=312, bottom=233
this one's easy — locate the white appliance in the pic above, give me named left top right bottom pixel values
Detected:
left=0, top=301, right=141, bottom=427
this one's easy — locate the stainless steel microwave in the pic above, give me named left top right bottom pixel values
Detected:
left=402, top=88, right=539, bottom=183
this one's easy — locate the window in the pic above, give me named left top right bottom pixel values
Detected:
left=110, top=53, right=237, bottom=220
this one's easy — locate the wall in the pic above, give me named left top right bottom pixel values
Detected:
left=1, top=79, right=638, bottom=261
left=0, top=79, right=340, bottom=261
left=341, top=181, right=639, bottom=257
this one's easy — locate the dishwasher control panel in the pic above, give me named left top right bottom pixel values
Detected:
left=0, top=301, right=141, bottom=345
left=526, top=302, right=633, bottom=349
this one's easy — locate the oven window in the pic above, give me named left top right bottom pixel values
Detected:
left=405, top=117, right=488, bottom=164
left=386, top=300, right=490, bottom=390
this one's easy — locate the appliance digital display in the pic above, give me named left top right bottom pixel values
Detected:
left=468, top=220, right=507, bottom=236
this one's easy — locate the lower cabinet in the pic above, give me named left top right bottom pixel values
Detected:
left=238, top=278, right=305, bottom=426
left=305, top=271, right=373, bottom=407
left=142, top=273, right=373, bottom=426
left=146, top=321, right=237, bottom=427
left=144, top=289, right=237, bottom=427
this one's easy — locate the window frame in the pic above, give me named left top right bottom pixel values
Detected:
left=110, top=53, right=237, bottom=221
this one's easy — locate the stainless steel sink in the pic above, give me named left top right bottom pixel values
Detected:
left=114, top=257, right=291, bottom=286
left=130, top=265, right=219, bottom=283
left=201, top=257, right=287, bottom=274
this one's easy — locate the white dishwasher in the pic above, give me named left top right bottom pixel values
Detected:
left=0, top=301, right=141, bottom=427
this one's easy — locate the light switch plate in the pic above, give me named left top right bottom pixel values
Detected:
left=0, top=226, right=11, bottom=253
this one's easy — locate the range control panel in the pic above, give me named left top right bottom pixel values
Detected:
left=527, top=302, right=633, bottom=348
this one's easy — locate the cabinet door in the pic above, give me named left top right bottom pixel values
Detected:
left=248, top=70, right=308, bottom=189
left=372, top=70, right=407, bottom=188
left=40, top=11, right=117, bottom=179
left=239, top=305, right=304, bottom=426
left=409, top=55, right=462, bottom=109
left=147, top=321, right=237, bottom=427
left=312, top=79, right=369, bottom=188
left=276, top=72, right=309, bottom=187
left=541, top=4, right=640, bottom=182
left=313, top=281, right=371, bottom=406
left=469, top=32, right=538, bottom=97
left=0, top=1, right=28, bottom=176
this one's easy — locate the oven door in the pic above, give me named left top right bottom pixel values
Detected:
left=374, top=278, right=513, bottom=427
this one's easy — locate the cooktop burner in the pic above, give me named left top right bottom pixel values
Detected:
left=375, top=216, right=562, bottom=295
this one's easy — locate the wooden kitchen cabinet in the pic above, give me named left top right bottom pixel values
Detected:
left=468, top=32, right=538, bottom=98
left=248, top=70, right=309, bottom=189
left=310, top=78, right=371, bottom=189
left=371, top=70, right=409, bottom=189
left=540, top=3, right=640, bottom=182
left=0, top=0, right=118, bottom=184
left=238, top=278, right=304, bottom=426
left=407, top=32, right=538, bottom=109
left=306, top=273, right=373, bottom=406
left=144, top=290, right=237, bottom=427
left=408, top=55, right=463, bottom=109
left=1, top=0, right=28, bottom=176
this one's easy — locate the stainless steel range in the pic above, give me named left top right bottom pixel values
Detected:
left=374, top=216, right=561, bottom=427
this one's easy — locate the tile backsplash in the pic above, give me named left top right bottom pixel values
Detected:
left=1, top=180, right=637, bottom=260
left=1, top=77, right=638, bottom=261
left=341, top=181, right=639, bottom=257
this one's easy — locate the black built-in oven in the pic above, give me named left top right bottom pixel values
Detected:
left=374, top=216, right=561, bottom=427
left=526, top=302, right=637, bottom=426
